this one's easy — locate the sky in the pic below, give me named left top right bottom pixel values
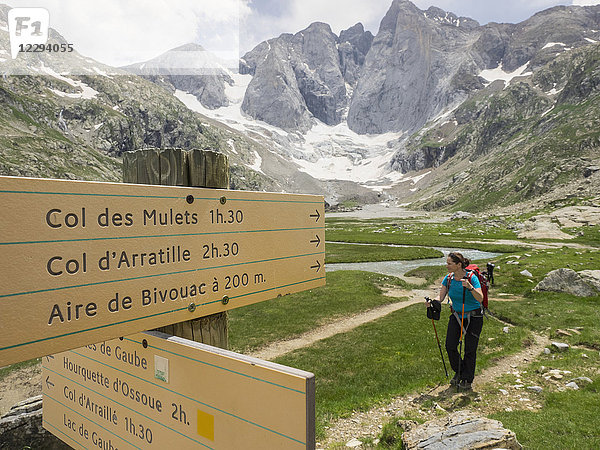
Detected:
left=2, top=0, right=600, bottom=69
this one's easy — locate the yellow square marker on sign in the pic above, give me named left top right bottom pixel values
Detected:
left=197, top=409, right=215, bottom=441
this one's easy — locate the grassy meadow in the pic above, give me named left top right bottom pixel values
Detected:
left=227, top=214, right=600, bottom=446
left=2, top=213, right=599, bottom=448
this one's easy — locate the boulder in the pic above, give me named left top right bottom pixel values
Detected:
left=401, top=410, right=522, bottom=449
left=451, top=211, right=474, bottom=220
left=533, top=268, right=599, bottom=297
left=551, top=342, right=570, bottom=351
left=527, top=386, right=543, bottom=393
left=0, top=396, right=69, bottom=449
left=578, top=270, right=600, bottom=292
left=517, top=218, right=575, bottom=240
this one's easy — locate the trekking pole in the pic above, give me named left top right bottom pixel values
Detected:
left=426, top=297, right=448, bottom=379
left=432, top=317, right=449, bottom=378
left=457, top=285, right=466, bottom=392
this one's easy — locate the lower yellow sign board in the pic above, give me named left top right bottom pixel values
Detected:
left=42, top=332, right=315, bottom=449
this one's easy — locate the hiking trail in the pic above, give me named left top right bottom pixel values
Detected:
left=249, top=288, right=432, bottom=361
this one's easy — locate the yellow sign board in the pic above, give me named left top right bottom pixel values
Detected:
left=0, top=176, right=325, bottom=366
left=42, top=332, right=315, bottom=449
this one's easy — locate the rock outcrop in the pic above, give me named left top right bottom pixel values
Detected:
left=401, top=410, right=522, bottom=449
left=0, top=396, right=69, bottom=449
left=533, top=268, right=600, bottom=297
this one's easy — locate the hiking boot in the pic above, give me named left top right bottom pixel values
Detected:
left=458, top=380, right=472, bottom=391
left=450, top=373, right=460, bottom=386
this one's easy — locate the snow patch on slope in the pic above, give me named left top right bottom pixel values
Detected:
left=479, top=62, right=532, bottom=88
left=40, top=64, right=99, bottom=99
left=176, top=71, right=406, bottom=188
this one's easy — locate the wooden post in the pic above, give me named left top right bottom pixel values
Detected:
left=123, top=148, right=229, bottom=349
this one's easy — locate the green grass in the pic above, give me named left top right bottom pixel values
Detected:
left=325, top=243, right=442, bottom=264
left=490, top=345, right=600, bottom=450
left=491, top=384, right=600, bottom=449
left=231, top=218, right=600, bottom=445
left=228, top=271, right=409, bottom=353
left=493, top=294, right=600, bottom=349
left=326, top=217, right=525, bottom=253
left=272, top=303, right=529, bottom=439
left=569, top=224, right=600, bottom=247
left=0, top=358, right=40, bottom=381
left=487, top=247, right=600, bottom=298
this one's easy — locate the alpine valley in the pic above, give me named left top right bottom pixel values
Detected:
left=1, top=0, right=600, bottom=213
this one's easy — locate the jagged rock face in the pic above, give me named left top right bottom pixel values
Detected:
left=346, top=0, right=482, bottom=134
left=241, top=1, right=600, bottom=138
left=241, top=41, right=313, bottom=132
left=502, top=6, right=600, bottom=72
left=390, top=143, right=458, bottom=173
left=338, top=23, right=374, bottom=85
left=399, top=41, right=600, bottom=212
left=472, top=25, right=512, bottom=69
left=241, top=22, right=373, bottom=131
left=292, top=22, right=347, bottom=125
left=148, top=73, right=231, bottom=110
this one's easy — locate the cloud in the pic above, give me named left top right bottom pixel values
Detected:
left=572, top=0, right=600, bottom=5
left=5, top=0, right=596, bottom=67
left=241, top=0, right=580, bottom=55
left=411, top=1, right=572, bottom=25
left=241, top=0, right=391, bottom=54
left=3, top=0, right=249, bottom=67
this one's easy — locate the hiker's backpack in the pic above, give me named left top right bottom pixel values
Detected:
left=447, top=264, right=489, bottom=312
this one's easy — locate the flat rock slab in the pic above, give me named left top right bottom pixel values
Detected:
left=402, top=410, right=522, bottom=449
left=0, top=396, right=69, bottom=450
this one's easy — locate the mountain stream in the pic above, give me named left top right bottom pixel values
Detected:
left=326, top=244, right=500, bottom=278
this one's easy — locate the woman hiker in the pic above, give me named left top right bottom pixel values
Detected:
left=427, top=252, right=484, bottom=391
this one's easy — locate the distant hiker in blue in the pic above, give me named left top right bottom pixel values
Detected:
left=439, top=252, right=484, bottom=391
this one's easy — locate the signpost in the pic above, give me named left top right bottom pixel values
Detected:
left=0, top=176, right=325, bottom=366
left=42, top=332, right=315, bottom=449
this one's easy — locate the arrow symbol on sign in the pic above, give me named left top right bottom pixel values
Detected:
left=310, top=210, right=321, bottom=222
left=45, top=376, right=54, bottom=389
left=310, top=261, right=322, bottom=272
left=45, top=355, right=54, bottom=362
left=310, top=235, right=321, bottom=247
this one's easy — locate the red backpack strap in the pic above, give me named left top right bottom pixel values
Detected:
left=445, top=273, right=453, bottom=303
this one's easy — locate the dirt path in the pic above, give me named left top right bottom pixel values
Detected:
left=250, top=289, right=434, bottom=360
left=320, top=328, right=550, bottom=448
left=477, top=330, right=550, bottom=386
left=0, top=363, right=42, bottom=417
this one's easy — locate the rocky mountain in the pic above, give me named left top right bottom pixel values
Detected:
left=122, top=43, right=234, bottom=110
left=241, top=1, right=600, bottom=137
left=240, top=22, right=373, bottom=132
left=227, top=0, right=600, bottom=211
left=391, top=40, right=600, bottom=212
left=0, top=4, right=345, bottom=201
